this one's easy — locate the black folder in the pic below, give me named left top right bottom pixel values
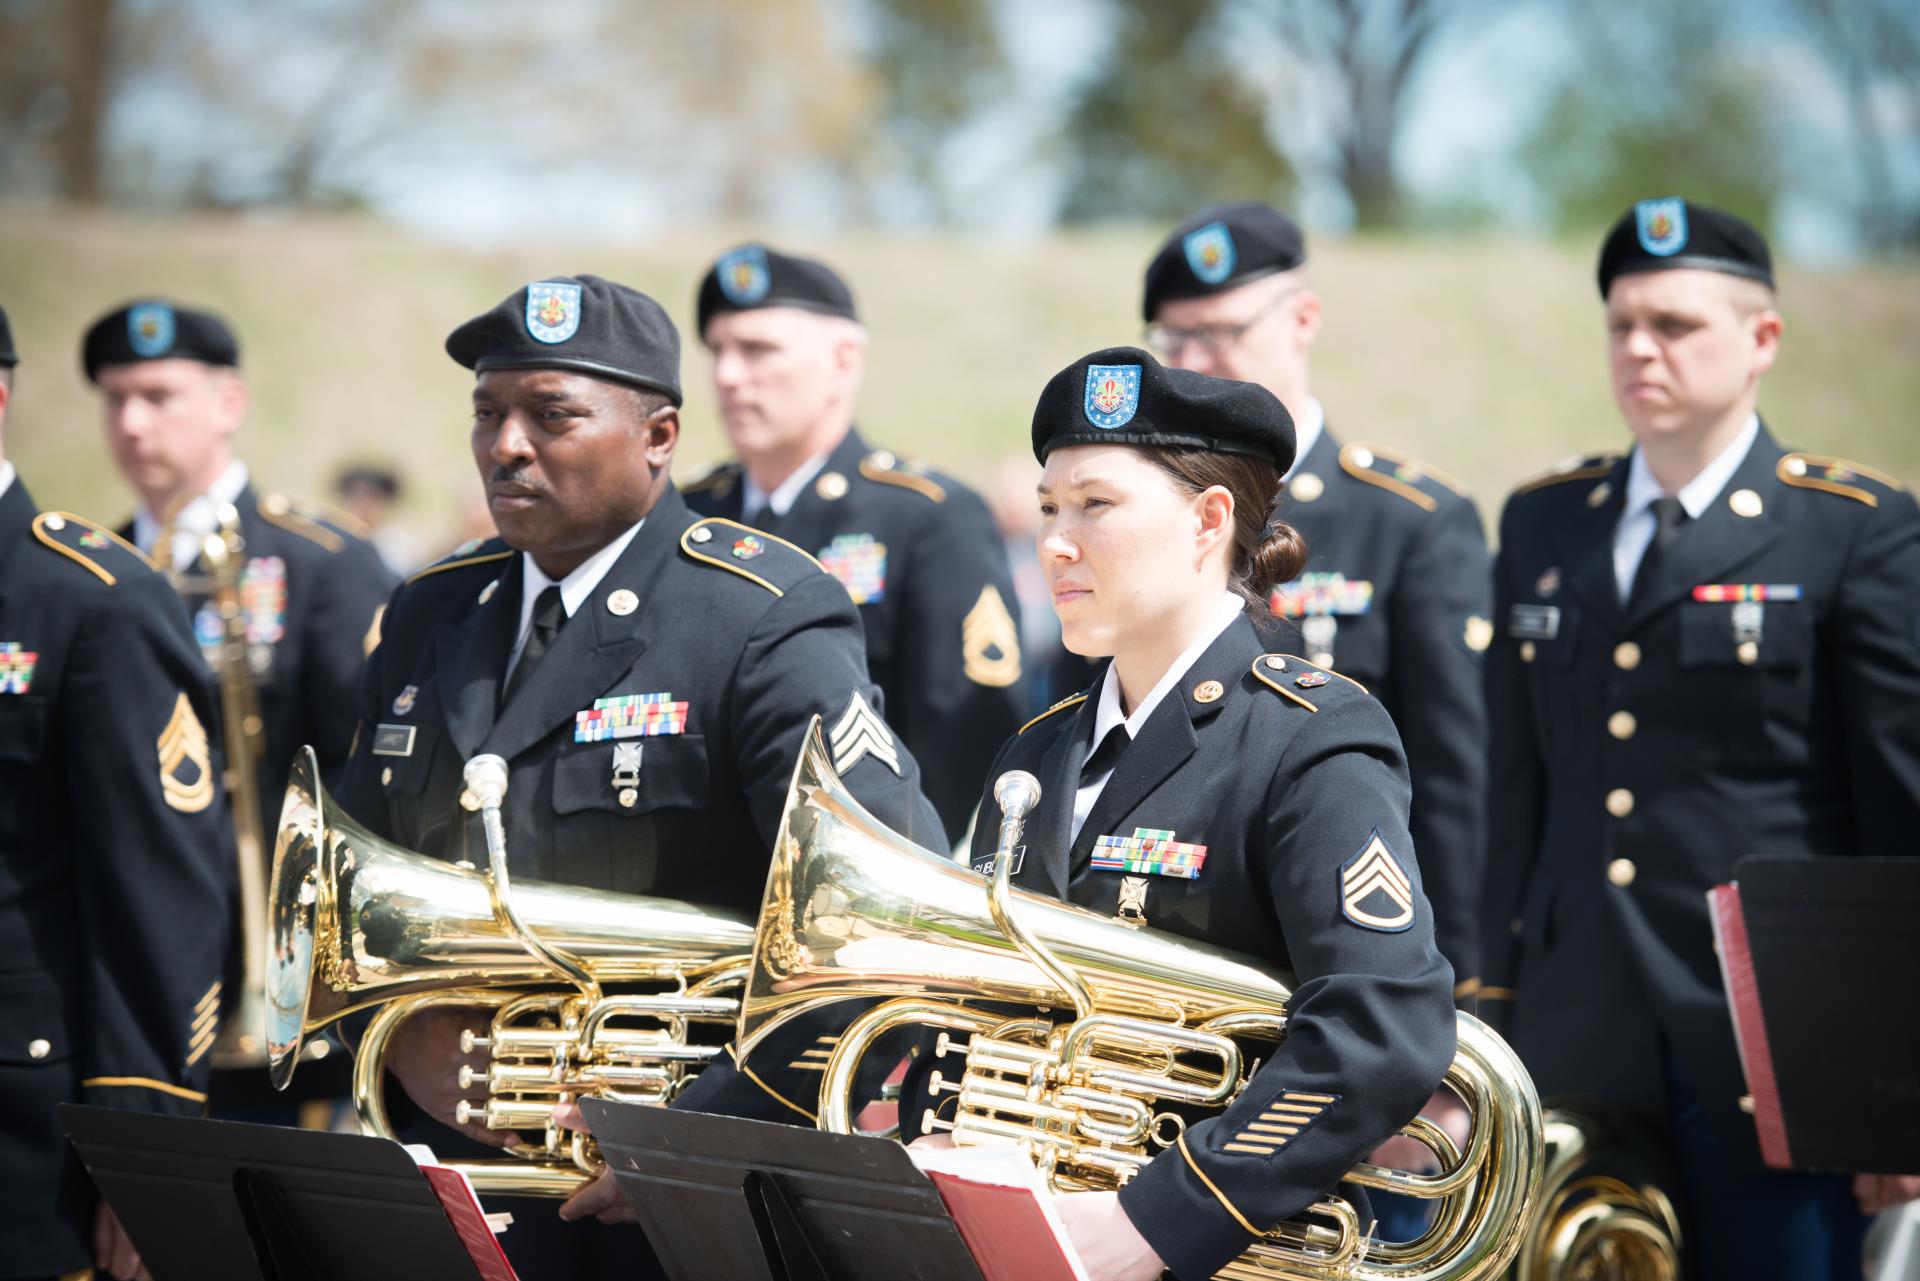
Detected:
left=582, top=1098, right=985, bottom=1281
left=1714, top=856, right=1920, bottom=1172
left=59, top=1105, right=500, bottom=1281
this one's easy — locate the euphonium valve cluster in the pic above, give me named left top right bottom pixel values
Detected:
left=744, top=719, right=1546, bottom=1280
left=267, top=746, right=755, bottom=1196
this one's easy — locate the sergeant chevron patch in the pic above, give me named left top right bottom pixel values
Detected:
left=830, top=691, right=901, bottom=777
left=157, top=692, right=215, bottom=814
left=1340, top=830, right=1414, bottom=932
left=962, top=584, right=1021, bottom=688
left=1221, top=1091, right=1338, bottom=1156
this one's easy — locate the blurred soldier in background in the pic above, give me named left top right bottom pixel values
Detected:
left=683, top=244, right=1023, bottom=847
left=1480, top=198, right=1920, bottom=1278
left=0, top=303, right=234, bottom=1281
left=81, top=299, right=393, bottom=1121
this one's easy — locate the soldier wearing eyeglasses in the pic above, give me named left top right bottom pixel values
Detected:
left=1139, top=204, right=1489, bottom=1004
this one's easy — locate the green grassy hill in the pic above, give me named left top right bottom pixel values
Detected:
left=3, top=208, right=1915, bottom=554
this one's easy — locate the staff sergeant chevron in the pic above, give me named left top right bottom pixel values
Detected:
left=830, top=690, right=901, bottom=777
left=1339, top=829, right=1415, bottom=932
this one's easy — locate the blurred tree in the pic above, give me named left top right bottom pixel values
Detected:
left=1248, top=0, right=1472, bottom=229
left=1786, top=0, right=1920, bottom=251
left=858, top=0, right=1008, bottom=224
left=1521, top=3, right=1784, bottom=235
left=0, top=0, right=118, bottom=203
left=1055, top=0, right=1295, bottom=224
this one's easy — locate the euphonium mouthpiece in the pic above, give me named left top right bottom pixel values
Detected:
left=993, top=770, right=1042, bottom=819
left=463, top=754, right=510, bottom=809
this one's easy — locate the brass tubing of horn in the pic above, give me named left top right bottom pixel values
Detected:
left=818, top=998, right=1007, bottom=1135
left=353, top=990, right=597, bottom=1198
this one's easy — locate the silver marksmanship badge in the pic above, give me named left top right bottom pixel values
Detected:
left=1115, top=876, right=1150, bottom=928
left=1302, top=615, right=1338, bottom=667
left=612, top=741, right=643, bottom=808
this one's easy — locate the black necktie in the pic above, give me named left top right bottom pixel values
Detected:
left=503, top=585, right=566, bottom=706
left=1630, top=496, right=1689, bottom=605
left=1081, top=724, right=1129, bottom=789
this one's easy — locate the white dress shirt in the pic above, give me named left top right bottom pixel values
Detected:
left=0, top=461, right=15, bottom=502
left=1070, top=592, right=1248, bottom=843
left=1285, top=396, right=1326, bottom=481
left=1612, top=415, right=1759, bottom=601
left=504, top=520, right=645, bottom=680
left=133, top=459, right=249, bottom=573
left=741, top=449, right=832, bottom=525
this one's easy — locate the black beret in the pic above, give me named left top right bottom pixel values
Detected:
left=446, top=274, right=682, bottom=405
left=0, top=303, right=15, bottom=367
left=1597, top=198, right=1774, bottom=298
left=1031, top=345, right=1295, bottom=473
left=696, top=244, right=858, bottom=335
left=82, top=300, right=239, bottom=383
left=1141, top=202, right=1307, bottom=321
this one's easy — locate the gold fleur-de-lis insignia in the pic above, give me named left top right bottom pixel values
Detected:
left=157, top=693, right=215, bottom=813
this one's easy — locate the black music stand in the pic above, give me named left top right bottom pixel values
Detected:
left=582, top=1099, right=985, bottom=1281
left=60, top=1105, right=503, bottom=1281
left=1712, top=856, right=1920, bottom=1172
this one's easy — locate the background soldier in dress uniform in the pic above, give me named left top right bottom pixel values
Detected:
left=335, top=274, right=944, bottom=1280
left=683, top=244, right=1023, bottom=846
left=1138, top=204, right=1489, bottom=994
left=900, top=348, right=1456, bottom=1281
left=81, top=300, right=394, bottom=1118
left=0, top=304, right=234, bottom=1281
left=1479, top=199, right=1920, bottom=1278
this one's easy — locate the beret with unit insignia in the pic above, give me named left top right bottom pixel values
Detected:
left=1031, top=345, right=1296, bottom=473
left=82, top=300, right=240, bottom=383
left=446, top=274, right=682, bottom=405
left=1142, top=201, right=1307, bottom=321
left=1597, top=197, right=1774, bottom=298
left=697, top=244, right=859, bottom=336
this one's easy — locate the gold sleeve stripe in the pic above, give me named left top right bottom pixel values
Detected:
left=1283, top=1091, right=1338, bottom=1104
left=1339, top=443, right=1439, bottom=512
left=1275, top=656, right=1370, bottom=697
left=1454, top=977, right=1482, bottom=1000
left=1479, top=985, right=1518, bottom=1002
left=738, top=1060, right=818, bottom=1122
left=258, top=494, right=346, bottom=552
left=1177, top=1135, right=1261, bottom=1237
left=1019, top=693, right=1087, bottom=735
left=404, top=550, right=513, bottom=586
left=194, top=980, right=223, bottom=1015
left=1223, top=1142, right=1277, bottom=1155
left=859, top=455, right=946, bottom=502
left=1250, top=659, right=1317, bottom=712
left=82, top=1076, right=209, bottom=1103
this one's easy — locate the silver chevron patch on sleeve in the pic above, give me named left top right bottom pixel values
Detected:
left=829, top=690, right=902, bottom=777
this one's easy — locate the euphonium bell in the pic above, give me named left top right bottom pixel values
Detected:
left=743, top=720, right=1546, bottom=1280
left=267, top=745, right=755, bottom=1196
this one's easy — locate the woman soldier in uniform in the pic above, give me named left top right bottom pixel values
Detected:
left=902, top=348, right=1458, bottom=1281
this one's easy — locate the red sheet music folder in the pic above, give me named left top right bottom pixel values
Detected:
left=911, top=1145, right=1089, bottom=1281
left=1709, top=882, right=1791, bottom=1168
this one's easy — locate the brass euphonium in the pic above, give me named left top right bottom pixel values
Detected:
left=1507, top=1110, right=1682, bottom=1281
left=266, top=746, right=755, bottom=1196
left=154, top=497, right=276, bottom=1068
left=743, top=720, right=1545, bottom=1280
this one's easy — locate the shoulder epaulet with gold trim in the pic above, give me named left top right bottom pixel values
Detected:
left=1249, top=653, right=1369, bottom=714
left=257, top=491, right=359, bottom=552
left=680, top=462, right=740, bottom=498
left=31, top=512, right=157, bottom=587
left=680, top=517, right=824, bottom=598
left=1019, top=692, right=1087, bottom=735
left=1511, top=453, right=1620, bottom=498
left=403, top=542, right=513, bottom=587
left=1337, top=443, right=1466, bottom=513
left=858, top=449, right=947, bottom=503
left=1778, top=452, right=1906, bottom=508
